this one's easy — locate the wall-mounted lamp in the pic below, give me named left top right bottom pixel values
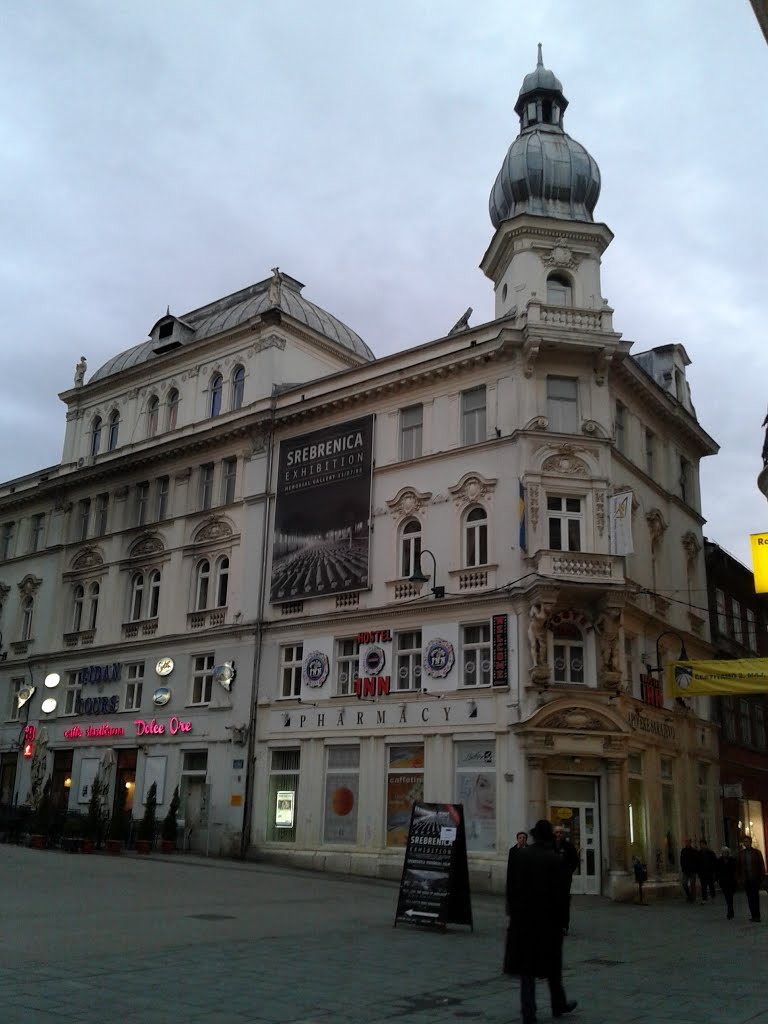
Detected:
left=646, top=631, right=688, bottom=676
left=64, top=776, right=72, bottom=789
left=409, top=549, right=445, bottom=599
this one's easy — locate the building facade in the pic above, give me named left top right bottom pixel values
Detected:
left=0, top=53, right=721, bottom=896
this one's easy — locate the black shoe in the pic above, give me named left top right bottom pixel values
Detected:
left=523, top=1018, right=537, bottom=1024
left=553, top=1002, right=578, bottom=1018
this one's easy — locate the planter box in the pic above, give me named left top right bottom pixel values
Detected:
left=105, top=839, right=123, bottom=855
left=135, top=839, right=151, bottom=854
left=30, top=834, right=46, bottom=849
left=82, top=839, right=94, bottom=854
left=161, top=840, right=175, bottom=854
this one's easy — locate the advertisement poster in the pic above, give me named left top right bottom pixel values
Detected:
left=386, top=745, right=424, bottom=847
left=271, top=415, right=374, bottom=603
left=323, top=772, right=359, bottom=844
left=394, top=802, right=473, bottom=930
left=275, top=790, right=295, bottom=828
left=667, top=658, right=768, bottom=697
left=455, top=742, right=496, bottom=852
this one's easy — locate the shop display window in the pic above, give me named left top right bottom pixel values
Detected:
left=386, top=744, right=423, bottom=847
left=323, top=746, right=359, bottom=844
left=267, top=749, right=300, bottom=843
left=455, top=740, right=496, bottom=852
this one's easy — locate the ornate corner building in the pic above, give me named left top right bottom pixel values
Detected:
left=0, top=51, right=723, bottom=897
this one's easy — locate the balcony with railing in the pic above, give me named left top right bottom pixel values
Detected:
left=534, top=550, right=624, bottom=585
left=122, top=618, right=159, bottom=639
left=187, top=608, right=227, bottom=630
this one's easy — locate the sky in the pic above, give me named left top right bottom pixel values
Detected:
left=0, top=1, right=766, bottom=565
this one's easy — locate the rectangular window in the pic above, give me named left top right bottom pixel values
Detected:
left=739, top=698, right=752, bottom=745
left=679, top=456, right=690, bottom=504
left=715, top=590, right=727, bottom=636
left=628, top=776, right=648, bottom=861
left=64, top=672, right=81, bottom=716
left=124, top=663, right=144, bottom=711
left=135, top=483, right=149, bottom=527
left=547, top=377, right=578, bottom=433
left=94, top=494, right=109, bottom=537
left=747, top=609, right=757, bottom=652
left=335, top=638, right=359, bottom=696
left=461, top=623, right=491, bottom=686
left=78, top=499, right=91, bottom=541
left=461, top=387, right=486, bottom=446
left=754, top=702, right=766, bottom=750
left=723, top=697, right=737, bottom=742
left=455, top=741, right=496, bottom=852
left=199, top=463, right=214, bottom=511
left=732, top=599, right=743, bottom=645
left=698, top=763, right=713, bottom=842
left=155, top=477, right=169, bottom=521
left=661, top=781, right=676, bottom=869
left=221, top=458, right=237, bottom=505
left=645, top=430, right=655, bottom=477
left=8, top=678, right=24, bottom=722
left=553, top=628, right=585, bottom=684
left=191, top=654, right=214, bottom=705
left=386, top=744, right=424, bottom=847
left=395, top=630, right=422, bottom=691
left=323, top=745, right=360, bottom=844
left=547, top=496, right=582, bottom=551
left=614, top=402, right=626, bottom=454
left=267, top=748, right=300, bottom=843
left=29, top=514, right=45, bottom=553
left=0, top=522, right=15, bottom=560
left=400, top=405, right=423, bottom=461
left=280, top=644, right=303, bottom=698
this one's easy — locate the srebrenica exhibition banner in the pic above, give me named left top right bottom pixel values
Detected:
left=394, top=802, right=473, bottom=930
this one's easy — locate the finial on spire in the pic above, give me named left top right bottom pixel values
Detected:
left=537, top=42, right=543, bottom=67
left=166, top=304, right=170, bottom=316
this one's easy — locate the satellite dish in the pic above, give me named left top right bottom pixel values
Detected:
left=213, top=662, right=236, bottom=692
left=17, top=685, right=35, bottom=709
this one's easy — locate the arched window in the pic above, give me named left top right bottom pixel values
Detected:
left=91, top=417, right=102, bottom=457
left=21, top=596, right=34, bottom=641
left=546, top=273, right=572, bottom=307
left=148, top=570, right=161, bottom=618
left=195, top=559, right=210, bottom=610
left=464, top=506, right=488, bottom=567
left=88, top=582, right=100, bottom=630
left=129, top=572, right=144, bottom=622
left=146, top=396, right=159, bottom=437
left=107, top=410, right=120, bottom=451
left=167, top=388, right=180, bottom=431
left=210, top=374, right=223, bottom=418
left=72, top=585, right=84, bottom=632
left=232, top=366, right=245, bottom=411
left=215, top=556, right=229, bottom=607
left=552, top=623, right=584, bottom=684
left=400, top=519, right=422, bottom=579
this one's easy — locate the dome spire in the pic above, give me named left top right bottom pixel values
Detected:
left=537, top=42, right=543, bottom=67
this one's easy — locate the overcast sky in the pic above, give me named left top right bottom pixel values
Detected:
left=1, top=1, right=765, bottom=567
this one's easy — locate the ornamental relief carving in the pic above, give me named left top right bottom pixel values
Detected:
left=194, top=517, right=234, bottom=544
left=541, top=241, right=582, bottom=271
left=386, top=487, right=433, bottom=521
left=541, top=443, right=589, bottom=476
left=71, top=548, right=104, bottom=572
left=528, top=485, right=540, bottom=531
left=18, top=574, right=43, bottom=598
left=129, top=535, right=164, bottom=558
left=595, top=491, right=606, bottom=536
left=538, top=710, right=612, bottom=732
left=681, top=531, right=702, bottom=570
left=447, top=472, right=497, bottom=509
left=0, top=582, right=9, bottom=608
left=646, top=508, right=668, bottom=552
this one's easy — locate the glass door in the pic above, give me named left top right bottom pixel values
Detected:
left=548, top=775, right=600, bottom=895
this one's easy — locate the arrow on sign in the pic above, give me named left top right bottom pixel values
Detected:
left=404, top=909, right=439, bottom=918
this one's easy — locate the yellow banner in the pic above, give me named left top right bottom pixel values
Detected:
left=667, top=658, right=768, bottom=697
left=750, top=533, right=768, bottom=593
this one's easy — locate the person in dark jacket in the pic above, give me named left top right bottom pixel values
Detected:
left=504, top=819, right=578, bottom=1024
left=680, top=838, right=698, bottom=903
left=698, top=839, right=717, bottom=901
left=736, top=835, right=767, bottom=922
left=715, top=846, right=737, bottom=920
left=554, top=824, right=579, bottom=934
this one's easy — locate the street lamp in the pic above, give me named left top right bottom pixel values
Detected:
left=653, top=631, right=689, bottom=675
left=409, top=549, right=445, bottom=599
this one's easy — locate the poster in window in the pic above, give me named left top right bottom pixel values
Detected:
left=323, top=772, right=359, bottom=844
left=142, top=755, right=167, bottom=805
left=271, top=415, right=374, bottom=604
left=77, top=757, right=100, bottom=805
left=275, top=790, right=295, bottom=828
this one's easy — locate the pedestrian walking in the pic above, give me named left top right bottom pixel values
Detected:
left=554, top=823, right=579, bottom=934
left=715, top=846, right=737, bottom=920
left=698, top=839, right=717, bottom=902
left=736, top=835, right=766, bottom=923
left=680, top=838, right=698, bottom=903
left=503, top=819, right=578, bottom=1024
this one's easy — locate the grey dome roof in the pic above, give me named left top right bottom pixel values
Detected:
left=90, top=273, right=373, bottom=383
left=489, top=46, right=601, bottom=228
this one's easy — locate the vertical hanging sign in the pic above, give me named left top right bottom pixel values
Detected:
left=492, top=614, right=509, bottom=686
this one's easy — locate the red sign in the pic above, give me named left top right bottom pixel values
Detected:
left=357, top=629, right=392, bottom=644
left=492, top=614, right=509, bottom=686
left=353, top=676, right=391, bottom=699
left=640, top=673, right=663, bottom=708
left=64, top=724, right=126, bottom=739
left=134, top=717, right=192, bottom=736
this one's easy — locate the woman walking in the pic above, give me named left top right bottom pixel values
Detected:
left=716, top=846, right=737, bottom=920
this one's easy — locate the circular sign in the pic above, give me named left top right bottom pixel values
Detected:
left=41, top=698, right=57, bottom=714
left=155, top=657, right=174, bottom=677
left=153, top=687, right=171, bottom=707
left=44, top=672, right=61, bottom=689
left=363, top=646, right=386, bottom=675
left=303, top=651, right=330, bottom=689
left=556, top=807, right=573, bottom=820
left=213, top=663, right=236, bottom=691
left=423, top=638, right=455, bottom=678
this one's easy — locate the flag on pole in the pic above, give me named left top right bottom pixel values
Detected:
left=608, top=491, right=634, bottom=555
left=518, top=480, right=527, bottom=552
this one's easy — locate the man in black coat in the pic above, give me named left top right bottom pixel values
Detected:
left=698, top=839, right=717, bottom=902
left=504, top=819, right=578, bottom=1024
left=680, top=838, right=698, bottom=903
left=554, top=824, right=580, bottom=934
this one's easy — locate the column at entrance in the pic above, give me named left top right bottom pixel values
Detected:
left=527, top=755, right=547, bottom=825
left=606, top=759, right=628, bottom=873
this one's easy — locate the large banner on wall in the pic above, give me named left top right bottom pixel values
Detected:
left=667, top=658, right=768, bottom=697
left=271, top=415, right=374, bottom=604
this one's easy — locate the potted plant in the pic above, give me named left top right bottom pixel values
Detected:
left=30, top=777, right=52, bottom=849
left=61, top=811, right=87, bottom=852
left=135, top=781, right=157, bottom=854
left=84, top=778, right=107, bottom=853
left=161, top=785, right=180, bottom=854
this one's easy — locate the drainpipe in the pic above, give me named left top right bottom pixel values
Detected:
left=239, top=397, right=276, bottom=859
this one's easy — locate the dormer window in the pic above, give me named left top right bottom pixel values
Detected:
left=526, top=101, right=537, bottom=125
left=158, top=321, right=173, bottom=340
left=546, top=273, right=572, bottom=306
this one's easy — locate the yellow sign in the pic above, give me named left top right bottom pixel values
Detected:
left=667, top=658, right=768, bottom=697
left=750, top=533, right=768, bottom=593
left=555, top=807, right=573, bottom=820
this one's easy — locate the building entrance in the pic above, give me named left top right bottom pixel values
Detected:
left=548, top=775, right=600, bottom=895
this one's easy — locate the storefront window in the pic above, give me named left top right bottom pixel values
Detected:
left=323, top=746, right=359, bottom=844
left=660, top=759, right=675, bottom=870
left=455, top=741, right=496, bottom=852
left=698, top=762, right=714, bottom=842
left=267, top=749, right=300, bottom=843
left=386, top=744, right=423, bottom=847
left=740, top=800, right=765, bottom=852
left=628, top=754, right=647, bottom=861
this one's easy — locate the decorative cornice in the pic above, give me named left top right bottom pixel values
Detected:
left=385, top=487, right=433, bottom=521
left=193, top=516, right=234, bottom=544
left=17, top=574, right=43, bottom=597
left=129, top=533, right=165, bottom=558
left=447, top=472, right=498, bottom=509
left=71, top=547, right=104, bottom=572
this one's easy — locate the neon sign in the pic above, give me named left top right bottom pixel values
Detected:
left=134, top=717, right=192, bottom=736
left=64, top=724, right=126, bottom=739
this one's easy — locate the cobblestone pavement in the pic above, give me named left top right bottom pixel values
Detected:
left=0, top=845, right=766, bottom=1024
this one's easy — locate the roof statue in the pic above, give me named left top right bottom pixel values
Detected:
left=448, top=307, right=473, bottom=335
left=268, top=267, right=282, bottom=307
left=74, top=355, right=87, bottom=387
